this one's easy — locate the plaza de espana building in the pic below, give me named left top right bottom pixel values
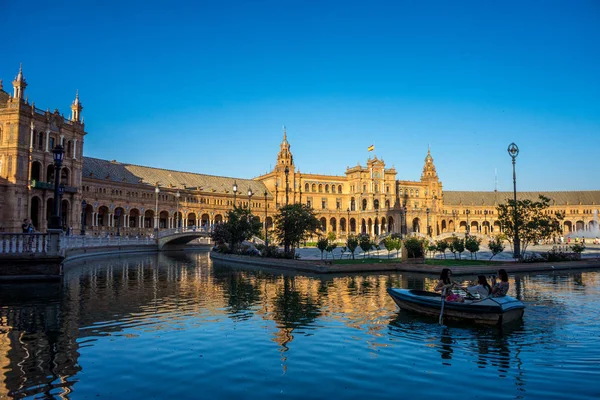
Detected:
left=1, top=67, right=599, bottom=239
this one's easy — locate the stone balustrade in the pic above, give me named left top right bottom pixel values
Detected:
left=0, top=233, right=51, bottom=255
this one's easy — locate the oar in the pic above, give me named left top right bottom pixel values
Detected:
left=439, top=287, right=447, bottom=325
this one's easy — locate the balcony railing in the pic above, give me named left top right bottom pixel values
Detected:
left=31, top=180, right=78, bottom=193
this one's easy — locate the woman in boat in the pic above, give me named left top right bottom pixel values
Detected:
left=467, top=275, right=492, bottom=298
left=491, top=269, right=509, bottom=297
left=435, top=268, right=464, bottom=302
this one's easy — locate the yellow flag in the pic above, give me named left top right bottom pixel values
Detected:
left=367, top=144, right=374, bottom=152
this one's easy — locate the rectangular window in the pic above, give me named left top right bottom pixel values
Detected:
left=49, top=137, right=55, bottom=150
left=322, top=198, right=327, bottom=209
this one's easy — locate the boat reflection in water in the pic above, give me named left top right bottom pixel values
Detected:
left=0, top=251, right=598, bottom=400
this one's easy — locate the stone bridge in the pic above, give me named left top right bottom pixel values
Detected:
left=157, top=226, right=212, bottom=250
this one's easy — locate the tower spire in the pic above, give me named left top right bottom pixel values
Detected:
left=12, top=63, right=27, bottom=100
left=275, top=126, right=293, bottom=172
left=421, top=146, right=438, bottom=180
left=71, top=89, right=83, bottom=122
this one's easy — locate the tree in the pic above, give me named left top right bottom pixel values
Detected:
left=435, top=240, right=448, bottom=259
left=346, top=236, right=359, bottom=259
left=358, top=233, right=372, bottom=259
left=326, top=242, right=337, bottom=260
left=451, top=236, right=465, bottom=260
left=487, top=236, right=505, bottom=260
left=427, top=243, right=437, bottom=259
left=383, top=236, right=396, bottom=258
left=327, top=231, right=337, bottom=243
left=317, top=237, right=328, bottom=260
left=570, top=243, right=585, bottom=260
left=404, top=237, right=424, bottom=258
left=497, top=195, right=564, bottom=258
left=273, top=203, right=321, bottom=258
left=210, top=206, right=262, bottom=253
left=465, top=236, right=482, bottom=260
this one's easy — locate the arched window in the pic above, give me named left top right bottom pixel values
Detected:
left=332, top=185, right=336, bottom=193
left=338, top=185, right=342, bottom=193
left=325, top=184, right=329, bottom=193
left=312, top=183, right=316, bottom=192
left=305, top=183, right=309, bottom=192
left=318, top=184, right=323, bottom=193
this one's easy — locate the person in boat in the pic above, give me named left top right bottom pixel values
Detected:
left=491, top=269, right=509, bottom=297
left=467, top=275, right=492, bottom=298
left=435, top=268, right=464, bottom=302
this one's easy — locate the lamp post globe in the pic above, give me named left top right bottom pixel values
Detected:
left=232, top=181, right=238, bottom=208
left=508, top=142, right=520, bottom=258
left=48, top=144, right=65, bottom=230
left=248, top=188, right=253, bottom=212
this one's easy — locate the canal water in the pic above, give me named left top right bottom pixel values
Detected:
left=1, top=251, right=599, bottom=399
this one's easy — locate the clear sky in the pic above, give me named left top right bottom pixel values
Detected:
left=3, top=0, right=599, bottom=191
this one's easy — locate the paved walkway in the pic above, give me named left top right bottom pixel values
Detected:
left=295, top=243, right=600, bottom=261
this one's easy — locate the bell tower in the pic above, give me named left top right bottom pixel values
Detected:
left=421, top=146, right=438, bottom=181
left=70, top=90, right=83, bottom=123
left=12, top=64, right=27, bottom=101
left=275, top=126, right=294, bottom=172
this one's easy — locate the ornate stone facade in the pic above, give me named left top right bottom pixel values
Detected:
left=1, top=67, right=599, bottom=238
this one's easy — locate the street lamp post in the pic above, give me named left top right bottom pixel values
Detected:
left=452, top=210, right=457, bottom=232
left=48, top=145, right=64, bottom=230
left=347, top=207, right=350, bottom=236
left=402, top=206, right=407, bottom=237
left=284, top=166, right=290, bottom=205
left=248, top=188, right=254, bottom=212
left=264, top=190, right=268, bottom=247
left=508, top=143, right=520, bottom=258
left=80, top=200, right=87, bottom=236
left=232, top=181, right=238, bottom=208
left=465, top=209, right=470, bottom=236
left=58, top=184, right=65, bottom=229
left=154, top=186, right=160, bottom=234
left=426, top=207, right=431, bottom=237
left=176, top=191, right=181, bottom=231
left=116, top=208, right=121, bottom=237
left=484, top=210, right=488, bottom=234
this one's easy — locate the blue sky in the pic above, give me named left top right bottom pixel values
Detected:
left=3, top=0, right=599, bottom=191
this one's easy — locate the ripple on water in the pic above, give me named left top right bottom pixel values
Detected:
left=3, top=254, right=600, bottom=399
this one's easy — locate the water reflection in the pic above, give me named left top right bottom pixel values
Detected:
left=0, top=252, right=599, bottom=399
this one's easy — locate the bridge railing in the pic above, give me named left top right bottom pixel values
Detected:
left=0, top=233, right=49, bottom=255
left=157, top=225, right=211, bottom=239
left=61, top=235, right=155, bottom=250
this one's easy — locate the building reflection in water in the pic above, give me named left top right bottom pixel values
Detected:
left=0, top=282, right=80, bottom=398
left=1, top=252, right=598, bottom=397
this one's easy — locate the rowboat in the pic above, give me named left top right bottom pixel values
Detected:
left=387, top=288, right=525, bottom=325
